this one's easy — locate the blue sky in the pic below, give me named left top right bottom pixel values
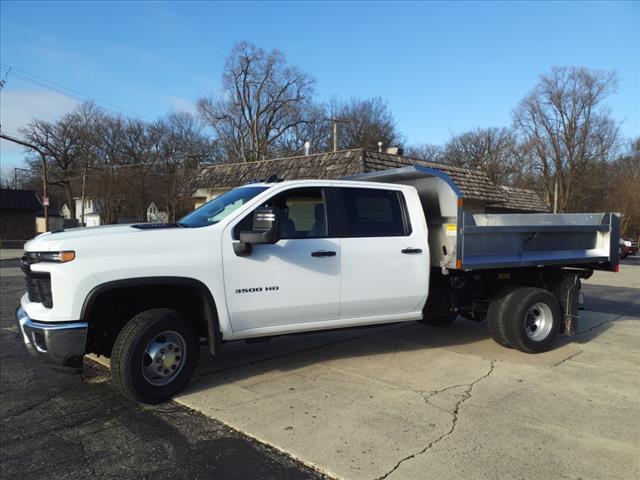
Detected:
left=1, top=1, right=638, bottom=173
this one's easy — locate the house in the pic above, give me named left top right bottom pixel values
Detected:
left=187, top=148, right=549, bottom=213
left=35, top=207, right=64, bottom=233
left=0, top=189, right=42, bottom=244
left=487, top=185, right=550, bottom=214
left=60, top=203, right=71, bottom=220
left=146, top=202, right=168, bottom=223
left=0, top=189, right=63, bottom=241
left=63, top=198, right=101, bottom=227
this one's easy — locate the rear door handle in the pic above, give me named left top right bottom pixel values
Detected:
left=311, top=250, right=336, bottom=257
left=401, top=248, right=423, bottom=254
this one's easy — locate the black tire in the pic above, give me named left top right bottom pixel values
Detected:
left=487, top=286, right=520, bottom=348
left=619, top=249, right=628, bottom=259
left=419, top=313, right=458, bottom=328
left=111, top=308, right=199, bottom=404
left=502, top=288, right=561, bottom=353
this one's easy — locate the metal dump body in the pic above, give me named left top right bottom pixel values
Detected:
left=348, top=166, right=620, bottom=272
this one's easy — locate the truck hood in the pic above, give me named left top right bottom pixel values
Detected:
left=25, top=224, right=186, bottom=252
left=24, top=223, right=221, bottom=283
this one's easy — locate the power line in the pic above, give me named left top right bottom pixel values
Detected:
left=0, top=62, right=151, bottom=120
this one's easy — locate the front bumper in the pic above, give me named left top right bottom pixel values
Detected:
left=15, top=306, right=88, bottom=368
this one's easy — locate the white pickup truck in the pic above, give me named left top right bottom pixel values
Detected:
left=16, top=166, right=620, bottom=403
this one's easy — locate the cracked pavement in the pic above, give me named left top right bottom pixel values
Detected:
left=2, top=256, right=640, bottom=480
left=172, top=259, right=640, bottom=479
left=376, top=360, right=497, bottom=480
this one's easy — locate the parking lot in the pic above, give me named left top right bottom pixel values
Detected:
left=2, top=255, right=639, bottom=479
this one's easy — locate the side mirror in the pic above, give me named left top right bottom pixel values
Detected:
left=234, top=207, right=280, bottom=256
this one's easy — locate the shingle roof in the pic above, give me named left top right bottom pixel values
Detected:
left=0, top=189, right=42, bottom=211
left=188, top=149, right=365, bottom=193
left=361, top=151, right=505, bottom=203
left=188, top=148, right=506, bottom=203
left=490, top=185, right=550, bottom=212
left=187, top=149, right=548, bottom=211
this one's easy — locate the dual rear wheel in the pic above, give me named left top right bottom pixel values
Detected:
left=488, top=287, right=561, bottom=353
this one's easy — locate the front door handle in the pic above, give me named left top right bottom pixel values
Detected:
left=401, top=248, right=423, bottom=254
left=311, top=250, right=336, bottom=257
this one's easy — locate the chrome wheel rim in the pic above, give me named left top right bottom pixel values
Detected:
left=141, top=331, right=186, bottom=386
left=525, top=302, right=553, bottom=341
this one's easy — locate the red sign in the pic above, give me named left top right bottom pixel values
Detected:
left=42, top=197, right=49, bottom=206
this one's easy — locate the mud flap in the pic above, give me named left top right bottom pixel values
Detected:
left=553, top=273, right=580, bottom=336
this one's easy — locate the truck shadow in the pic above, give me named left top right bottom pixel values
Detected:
left=186, top=298, right=637, bottom=395
left=580, top=283, right=640, bottom=316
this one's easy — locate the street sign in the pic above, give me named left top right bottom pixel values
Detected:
left=42, top=197, right=49, bottom=206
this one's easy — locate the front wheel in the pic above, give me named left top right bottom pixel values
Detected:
left=111, top=308, right=199, bottom=404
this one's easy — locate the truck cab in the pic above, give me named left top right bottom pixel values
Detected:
left=17, top=179, right=430, bottom=403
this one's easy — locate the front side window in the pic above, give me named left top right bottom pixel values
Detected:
left=234, top=187, right=328, bottom=239
left=277, top=189, right=326, bottom=238
left=179, top=186, right=268, bottom=228
left=339, top=188, right=410, bottom=237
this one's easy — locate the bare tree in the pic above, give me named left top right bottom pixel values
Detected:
left=405, top=143, right=443, bottom=163
left=442, top=127, right=520, bottom=184
left=197, top=41, right=316, bottom=162
left=153, top=111, right=214, bottom=221
left=20, top=101, right=101, bottom=218
left=329, top=97, right=402, bottom=151
left=607, top=138, right=640, bottom=238
left=274, top=102, right=332, bottom=156
left=90, top=114, right=130, bottom=224
left=513, top=67, right=619, bottom=212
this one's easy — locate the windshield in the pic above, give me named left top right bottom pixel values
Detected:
left=179, top=186, right=268, bottom=228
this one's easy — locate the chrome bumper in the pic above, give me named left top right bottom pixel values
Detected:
left=15, top=306, right=88, bottom=368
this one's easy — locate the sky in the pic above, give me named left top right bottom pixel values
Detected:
left=1, top=0, right=638, bottom=175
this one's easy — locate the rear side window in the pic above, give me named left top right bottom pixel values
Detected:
left=338, top=188, right=410, bottom=237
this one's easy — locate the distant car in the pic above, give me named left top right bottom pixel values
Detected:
left=619, top=237, right=638, bottom=259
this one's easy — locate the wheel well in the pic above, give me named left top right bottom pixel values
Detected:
left=83, top=280, right=219, bottom=357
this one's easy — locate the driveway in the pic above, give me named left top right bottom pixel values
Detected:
left=175, top=257, right=640, bottom=479
left=2, top=256, right=639, bottom=479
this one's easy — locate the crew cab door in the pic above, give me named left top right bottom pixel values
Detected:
left=222, top=187, right=340, bottom=332
left=336, top=186, right=429, bottom=320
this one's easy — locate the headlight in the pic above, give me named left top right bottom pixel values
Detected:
left=26, top=251, right=76, bottom=263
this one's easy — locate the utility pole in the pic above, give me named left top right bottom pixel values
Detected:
left=553, top=175, right=559, bottom=214
left=327, top=118, right=349, bottom=152
left=0, top=132, right=49, bottom=230
left=80, top=162, right=87, bottom=226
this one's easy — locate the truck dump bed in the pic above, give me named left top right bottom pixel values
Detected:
left=349, top=166, right=620, bottom=272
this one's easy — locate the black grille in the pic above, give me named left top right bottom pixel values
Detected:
left=21, top=257, right=53, bottom=308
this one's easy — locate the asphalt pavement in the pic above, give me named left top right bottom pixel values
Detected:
left=0, top=269, right=327, bottom=480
